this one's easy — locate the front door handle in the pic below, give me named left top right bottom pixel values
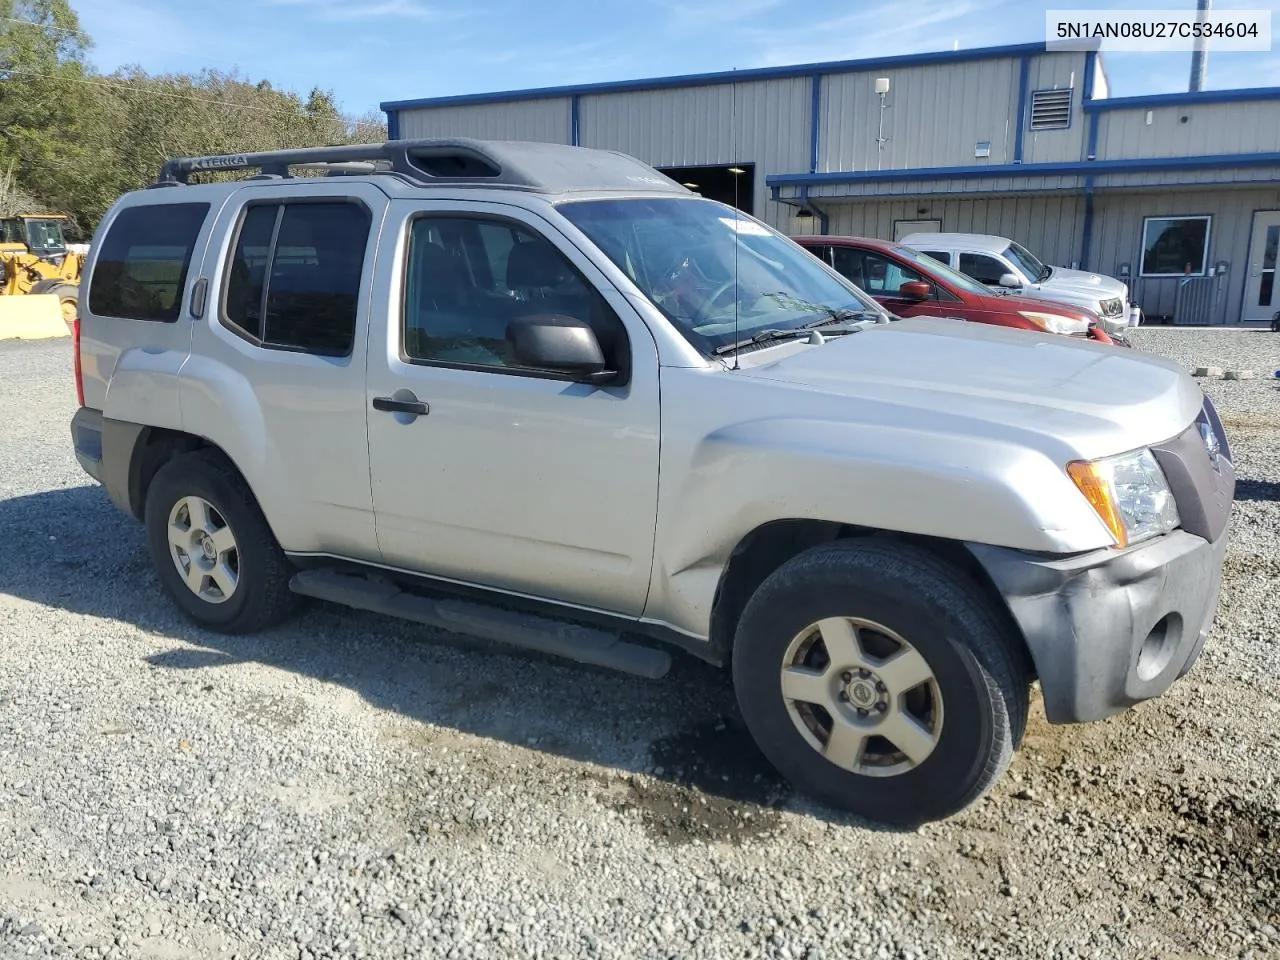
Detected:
left=372, top=396, right=429, bottom=416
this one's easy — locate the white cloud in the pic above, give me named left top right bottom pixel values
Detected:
left=734, top=0, right=1018, bottom=68
left=264, top=0, right=472, bottom=23
left=646, top=0, right=785, bottom=29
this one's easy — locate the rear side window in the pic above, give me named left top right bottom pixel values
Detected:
left=88, top=203, right=210, bottom=322
left=222, top=201, right=371, bottom=357
left=919, top=250, right=950, bottom=265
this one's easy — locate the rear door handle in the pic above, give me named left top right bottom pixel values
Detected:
left=372, top=396, right=429, bottom=416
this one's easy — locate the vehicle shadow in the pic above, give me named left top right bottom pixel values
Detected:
left=2, top=484, right=910, bottom=838
left=1235, top=479, right=1280, bottom=503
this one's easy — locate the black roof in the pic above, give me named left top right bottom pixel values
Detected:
left=155, top=138, right=693, bottom=196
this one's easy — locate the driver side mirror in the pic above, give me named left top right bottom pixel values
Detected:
left=998, top=272, right=1022, bottom=288
left=899, top=280, right=933, bottom=301
left=507, top=315, right=617, bottom=384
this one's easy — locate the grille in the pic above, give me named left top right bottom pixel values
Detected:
left=1150, top=399, right=1236, bottom=544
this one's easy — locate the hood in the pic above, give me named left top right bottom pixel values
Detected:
left=734, top=316, right=1202, bottom=461
left=1041, top=265, right=1128, bottom=299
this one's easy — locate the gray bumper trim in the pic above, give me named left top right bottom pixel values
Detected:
left=968, top=527, right=1229, bottom=724
left=71, top=407, right=104, bottom=483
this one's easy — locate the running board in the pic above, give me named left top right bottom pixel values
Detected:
left=289, top=569, right=671, bottom=679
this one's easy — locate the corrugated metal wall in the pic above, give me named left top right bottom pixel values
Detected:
left=577, top=78, right=810, bottom=228
left=819, top=58, right=1021, bottom=171
left=1090, top=186, right=1280, bottom=324
left=1097, top=102, right=1280, bottom=160
left=1021, top=53, right=1087, bottom=164
left=819, top=194, right=1087, bottom=269
left=397, top=97, right=572, bottom=143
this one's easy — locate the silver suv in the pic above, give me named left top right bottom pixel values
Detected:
left=68, top=139, right=1235, bottom=826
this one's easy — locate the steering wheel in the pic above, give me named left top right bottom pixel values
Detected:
left=691, top=278, right=739, bottom=326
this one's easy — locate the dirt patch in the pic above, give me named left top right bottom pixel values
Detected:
left=591, top=717, right=790, bottom=845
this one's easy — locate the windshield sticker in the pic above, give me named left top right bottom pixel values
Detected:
left=719, top=217, right=771, bottom=236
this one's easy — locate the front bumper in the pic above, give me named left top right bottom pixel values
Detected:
left=969, top=526, right=1230, bottom=724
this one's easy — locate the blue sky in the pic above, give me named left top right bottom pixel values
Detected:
left=71, top=0, right=1280, bottom=116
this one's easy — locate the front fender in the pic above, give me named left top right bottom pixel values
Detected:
left=645, top=415, right=1113, bottom=638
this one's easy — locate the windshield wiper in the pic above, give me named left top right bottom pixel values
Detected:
left=800, top=307, right=882, bottom=327
left=712, top=321, right=868, bottom=357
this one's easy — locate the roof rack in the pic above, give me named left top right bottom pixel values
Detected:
left=153, top=137, right=692, bottom=197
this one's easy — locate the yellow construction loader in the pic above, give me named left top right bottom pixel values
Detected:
left=0, top=213, right=83, bottom=327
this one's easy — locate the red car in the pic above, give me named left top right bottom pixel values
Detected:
left=794, top=236, right=1118, bottom=344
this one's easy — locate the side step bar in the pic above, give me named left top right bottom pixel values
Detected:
left=289, top=569, right=672, bottom=680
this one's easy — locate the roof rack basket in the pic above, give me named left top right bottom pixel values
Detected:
left=152, top=137, right=689, bottom=197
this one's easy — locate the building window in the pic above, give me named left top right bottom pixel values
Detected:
left=222, top=200, right=371, bottom=357
left=1029, top=89, right=1072, bottom=130
left=1140, top=216, right=1211, bottom=278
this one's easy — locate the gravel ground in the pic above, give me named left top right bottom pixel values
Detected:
left=0, top=331, right=1277, bottom=960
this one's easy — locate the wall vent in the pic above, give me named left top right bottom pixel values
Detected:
left=1030, top=88, right=1073, bottom=130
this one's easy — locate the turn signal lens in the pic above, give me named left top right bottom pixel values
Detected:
left=1067, top=459, right=1128, bottom=548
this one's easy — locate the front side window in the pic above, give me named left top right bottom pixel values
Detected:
left=1141, top=216, right=1211, bottom=277
left=557, top=197, right=884, bottom=356
left=959, top=253, right=1011, bottom=286
left=402, top=215, right=628, bottom=374
left=223, top=201, right=370, bottom=356
left=833, top=247, right=928, bottom=296
left=88, top=203, right=210, bottom=322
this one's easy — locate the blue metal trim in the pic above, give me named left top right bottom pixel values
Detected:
left=1013, top=55, right=1030, bottom=163
left=1080, top=178, right=1095, bottom=269
left=1084, top=86, right=1280, bottom=112
left=386, top=109, right=400, bottom=141
left=379, top=42, right=1048, bottom=112
left=765, top=152, right=1280, bottom=188
left=809, top=74, right=822, bottom=174
left=570, top=95, right=580, bottom=146
left=1083, top=49, right=1096, bottom=102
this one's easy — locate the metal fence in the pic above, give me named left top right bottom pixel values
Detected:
left=1127, top=274, right=1230, bottom=325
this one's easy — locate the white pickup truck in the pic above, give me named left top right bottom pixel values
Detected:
left=69, top=139, right=1234, bottom=825
left=900, top=232, right=1132, bottom=335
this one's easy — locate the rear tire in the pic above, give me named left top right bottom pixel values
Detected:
left=732, top=539, right=1029, bottom=826
left=144, top=450, right=299, bottom=633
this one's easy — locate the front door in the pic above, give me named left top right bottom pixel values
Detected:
left=364, top=201, right=662, bottom=617
left=1243, top=211, right=1280, bottom=323
left=830, top=246, right=955, bottom=318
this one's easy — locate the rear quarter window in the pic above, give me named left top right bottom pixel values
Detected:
left=88, top=203, right=210, bottom=322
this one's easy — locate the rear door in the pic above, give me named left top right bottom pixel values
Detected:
left=177, top=181, right=391, bottom=561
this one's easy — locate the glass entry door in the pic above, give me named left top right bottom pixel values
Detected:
left=1243, top=211, right=1280, bottom=322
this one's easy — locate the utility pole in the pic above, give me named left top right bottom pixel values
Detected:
left=1189, top=0, right=1211, bottom=92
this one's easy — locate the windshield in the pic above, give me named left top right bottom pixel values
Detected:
left=1004, top=241, right=1049, bottom=282
left=888, top=242, right=994, bottom=297
left=24, top=219, right=67, bottom=255
left=557, top=197, right=885, bottom=356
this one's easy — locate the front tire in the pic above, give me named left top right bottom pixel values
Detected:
left=732, top=540, right=1029, bottom=826
left=144, top=450, right=299, bottom=633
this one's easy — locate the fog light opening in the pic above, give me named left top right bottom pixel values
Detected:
left=1136, top=614, right=1182, bottom=682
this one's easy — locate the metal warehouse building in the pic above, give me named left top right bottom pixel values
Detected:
left=381, top=42, right=1280, bottom=326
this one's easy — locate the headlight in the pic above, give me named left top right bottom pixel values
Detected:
left=1067, top=449, right=1180, bottom=548
left=1018, top=311, right=1092, bottom=336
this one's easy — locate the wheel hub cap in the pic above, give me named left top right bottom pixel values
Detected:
left=780, top=617, right=944, bottom=778
left=846, top=677, right=879, bottom=709
left=166, top=496, right=239, bottom=605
